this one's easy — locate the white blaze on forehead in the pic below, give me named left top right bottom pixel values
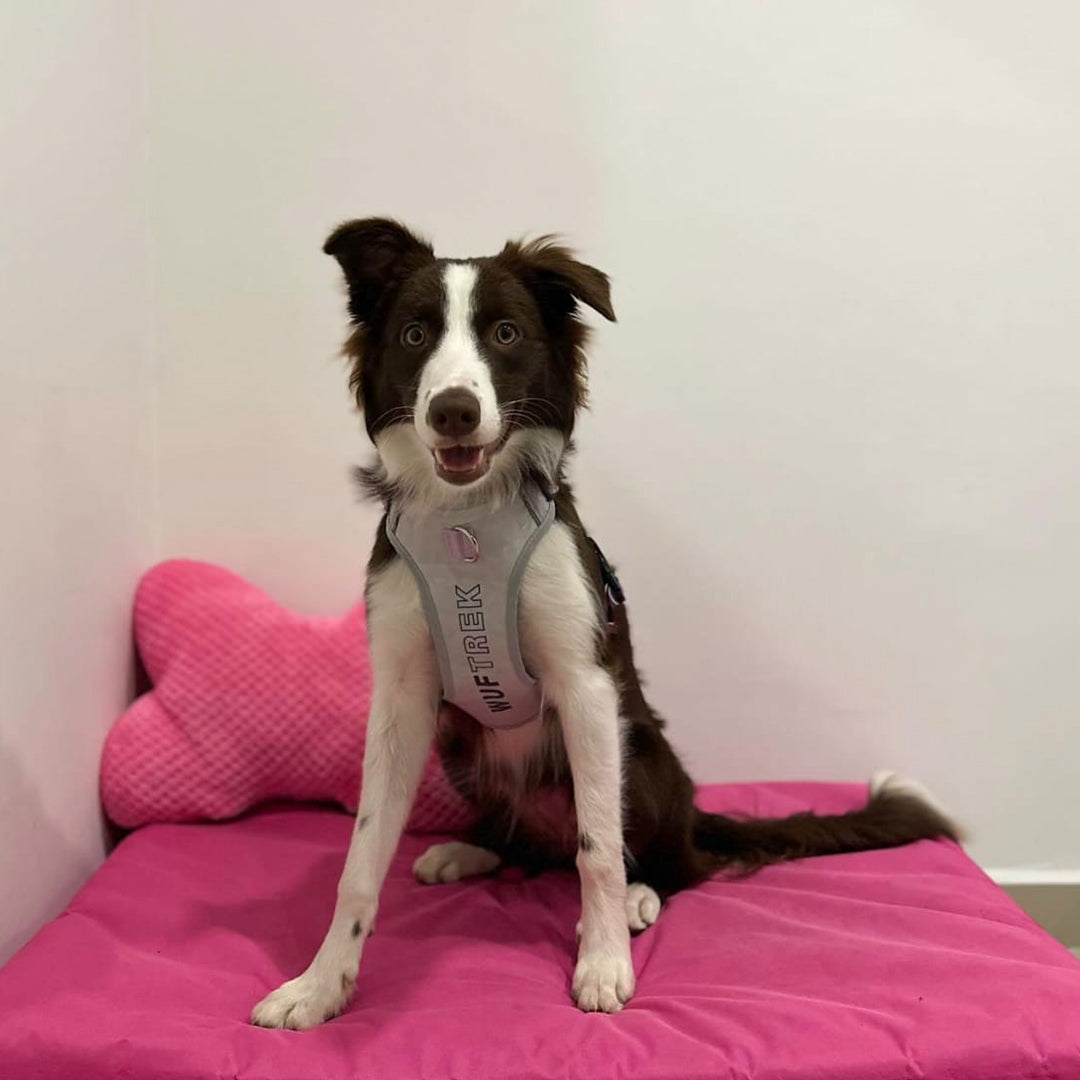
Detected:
left=442, top=262, right=477, bottom=354
left=415, top=262, right=501, bottom=445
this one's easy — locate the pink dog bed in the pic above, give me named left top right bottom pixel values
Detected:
left=1, top=783, right=1078, bottom=1080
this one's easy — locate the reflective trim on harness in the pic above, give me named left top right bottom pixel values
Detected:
left=385, top=478, right=556, bottom=730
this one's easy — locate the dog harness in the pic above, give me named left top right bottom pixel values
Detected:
left=386, top=477, right=557, bottom=730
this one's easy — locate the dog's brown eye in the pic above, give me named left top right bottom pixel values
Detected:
left=494, top=321, right=520, bottom=346
left=401, top=323, right=426, bottom=348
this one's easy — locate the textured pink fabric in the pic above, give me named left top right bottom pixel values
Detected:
left=100, top=559, right=472, bottom=833
left=1, top=783, right=1078, bottom=1080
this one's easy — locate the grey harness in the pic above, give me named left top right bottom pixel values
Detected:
left=386, top=478, right=556, bottom=730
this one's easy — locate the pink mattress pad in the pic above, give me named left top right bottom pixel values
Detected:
left=1, top=782, right=1078, bottom=1080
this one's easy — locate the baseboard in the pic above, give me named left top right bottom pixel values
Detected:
left=988, top=870, right=1080, bottom=949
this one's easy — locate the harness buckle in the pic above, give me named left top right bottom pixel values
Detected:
left=587, top=536, right=625, bottom=630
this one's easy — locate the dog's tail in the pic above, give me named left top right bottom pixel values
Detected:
left=693, top=771, right=961, bottom=874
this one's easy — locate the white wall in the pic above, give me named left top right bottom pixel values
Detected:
left=146, top=2, right=1080, bottom=871
left=583, top=2, right=1080, bottom=874
left=0, top=2, right=156, bottom=962
left=145, top=1, right=610, bottom=615
left=3, top=3, right=1076, bottom=969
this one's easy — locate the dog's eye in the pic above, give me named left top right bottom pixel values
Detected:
left=494, top=321, right=520, bottom=346
left=401, top=323, right=426, bottom=348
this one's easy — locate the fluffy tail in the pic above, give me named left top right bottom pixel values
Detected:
left=693, top=772, right=961, bottom=874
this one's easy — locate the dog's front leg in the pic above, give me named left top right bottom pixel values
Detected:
left=251, top=561, right=438, bottom=1029
left=552, top=667, right=634, bottom=1013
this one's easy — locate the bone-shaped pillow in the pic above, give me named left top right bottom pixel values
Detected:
left=101, top=559, right=472, bottom=832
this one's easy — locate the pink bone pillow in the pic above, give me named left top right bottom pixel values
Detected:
left=100, top=559, right=473, bottom=832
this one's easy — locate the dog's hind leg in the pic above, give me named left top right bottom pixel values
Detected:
left=624, top=881, right=661, bottom=931
left=413, top=841, right=501, bottom=883
left=576, top=881, right=661, bottom=940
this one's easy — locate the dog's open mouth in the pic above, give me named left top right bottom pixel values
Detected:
left=433, top=444, right=491, bottom=484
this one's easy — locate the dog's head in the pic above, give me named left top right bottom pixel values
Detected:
left=324, top=218, right=614, bottom=505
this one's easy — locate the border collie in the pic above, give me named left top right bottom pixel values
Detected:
left=251, top=219, right=958, bottom=1028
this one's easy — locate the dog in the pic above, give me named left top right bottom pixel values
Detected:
left=250, top=219, right=959, bottom=1028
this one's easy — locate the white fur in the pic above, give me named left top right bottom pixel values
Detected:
left=870, top=769, right=961, bottom=837
left=519, top=523, right=634, bottom=1012
left=577, top=882, right=661, bottom=937
left=414, top=841, right=501, bottom=883
left=374, top=425, right=565, bottom=511
left=625, top=882, right=662, bottom=932
left=251, top=559, right=439, bottom=1029
left=414, top=263, right=501, bottom=449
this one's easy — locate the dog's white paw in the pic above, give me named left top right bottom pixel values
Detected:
left=625, top=882, right=661, bottom=932
left=572, top=946, right=636, bottom=1013
left=413, top=841, right=500, bottom=884
left=576, top=882, right=661, bottom=940
left=250, top=969, right=354, bottom=1030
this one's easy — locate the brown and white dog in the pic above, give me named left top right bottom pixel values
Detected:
left=250, top=219, right=958, bottom=1028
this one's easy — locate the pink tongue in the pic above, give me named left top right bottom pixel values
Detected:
left=438, top=446, right=483, bottom=471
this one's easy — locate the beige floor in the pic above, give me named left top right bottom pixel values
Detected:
left=1001, top=883, right=1080, bottom=959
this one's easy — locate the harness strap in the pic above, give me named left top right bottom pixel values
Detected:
left=385, top=478, right=555, bottom=730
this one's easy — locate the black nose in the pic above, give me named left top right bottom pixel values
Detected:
left=427, top=388, right=481, bottom=438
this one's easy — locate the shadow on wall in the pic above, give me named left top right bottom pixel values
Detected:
left=0, top=740, right=101, bottom=963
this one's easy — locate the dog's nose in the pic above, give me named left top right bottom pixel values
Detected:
left=427, top=388, right=481, bottom=439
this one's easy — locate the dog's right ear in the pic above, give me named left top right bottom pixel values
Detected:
left=323, top=218, right=434, bottom=325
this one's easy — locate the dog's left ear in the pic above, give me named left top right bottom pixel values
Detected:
left=501, top=237, right=616, bottom=323
left=323, top=217, right=434, bottom=325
